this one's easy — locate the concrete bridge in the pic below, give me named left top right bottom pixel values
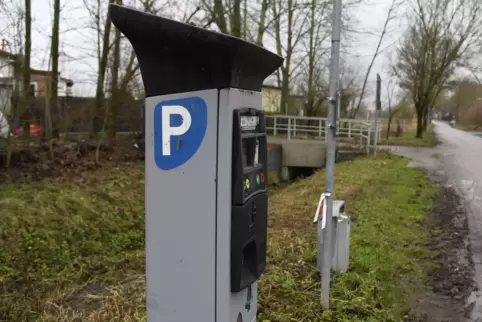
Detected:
left=265, top=115, right=382, bottom=180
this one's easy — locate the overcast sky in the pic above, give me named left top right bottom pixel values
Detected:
left=3, top=0, right=406, bottom=101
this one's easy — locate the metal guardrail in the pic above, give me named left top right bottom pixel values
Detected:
left=264, top=115, right=382, bottom=154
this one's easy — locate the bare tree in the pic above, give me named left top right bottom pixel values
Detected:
left=256, top=0, right=270, bottom=45
left=339, top=61, right=363, bottom=118
left=350, top=0, right=401, bottom=118
left=393, top=0, right=482, bottom=138
left=446, top=79, right=482, bottom=125
left=201, top=0, right=241, bottom=36
left=0, top=1, right=25, bottom=125
left=272, top=0, right=311, bottom=114
left=201, top=0, right=271, bottom=46
left=0, top=1, right=25, bottom=54
left=106, top=0, right=122, bottom=145
left=89, top=0, right=114, bottom=138
left=304, top=0, right=330, bottom=116
left=385, top=78, right=400, bottom=138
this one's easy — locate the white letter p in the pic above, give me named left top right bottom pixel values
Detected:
left=162, top=105, right=192, bottom=156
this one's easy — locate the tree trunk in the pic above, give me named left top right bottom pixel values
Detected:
left=255, top=0, right=269, bottom=46
left=90, top=0, right=114, bottom=138
left=386, top=110, right=393, bottom=139
left=12, top=56, right=22, bottom=131
left=22, top=0, right=32, bottom=137
left=422, top=110, right=428, bottom=131
left=280, top=68, right=290, bottom=114
left=44, top=52, right=53, bottom=147
left=272, top=0, right=282, bottom=87
left=416, top=107, right=424, bottom=138
left=49, top=0, right=60, bottom=138
left=107, top=1, right=122, bottom=146
left=242, top=0, right=247, bottom=39
left=230, top=0, right=242, bottom=37
left=306, top=0, right=315, bottom=116
left=213, top=0, right=228, bottom=33
left=277, top=0, right=293, bottom=114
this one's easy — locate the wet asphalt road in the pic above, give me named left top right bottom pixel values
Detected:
left=435, top=121, right=482, bottom=321
left=385, top=121, right=482, bottom=320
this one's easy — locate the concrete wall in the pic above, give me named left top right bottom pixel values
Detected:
left=267, top=144, right=282, bottom=184
left=267, top=144, right=282, bottom=172
left=268, top=136, right=326, bottom=168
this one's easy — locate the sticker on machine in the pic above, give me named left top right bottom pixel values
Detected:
left=240, top=115, right=259, bottom=131
left=153, top=96, right=208, bottom=170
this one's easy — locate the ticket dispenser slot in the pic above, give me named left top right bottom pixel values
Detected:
left=231, top=108, right=268, bottom=292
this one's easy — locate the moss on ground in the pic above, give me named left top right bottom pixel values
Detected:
left=0, top=153, right=437, bottom=321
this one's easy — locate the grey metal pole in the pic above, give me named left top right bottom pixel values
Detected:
left=376, top=74, right=381, bottom=112
left=321, top=0, right=342, bottom=309
left=374, top=74, right=381, bottom=156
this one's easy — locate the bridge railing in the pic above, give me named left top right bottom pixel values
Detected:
left=264, top=115, right=382, bottom=153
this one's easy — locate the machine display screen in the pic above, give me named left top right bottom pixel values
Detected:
left=242, top=138, right=259, bottom=167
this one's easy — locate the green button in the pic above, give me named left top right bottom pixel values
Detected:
left=256, top=174, right=260, bottom=184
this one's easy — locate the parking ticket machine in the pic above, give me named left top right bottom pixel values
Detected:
left=109, top=5, right=283, bottom=322
left=231, top=109, right=268, bottom=293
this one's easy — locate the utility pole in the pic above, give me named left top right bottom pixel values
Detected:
left=374, top=73, right=381, bottom=155
left=321, top=0, right=342, bottom=309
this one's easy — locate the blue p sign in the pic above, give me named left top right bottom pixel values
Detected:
left=154, top=97, right=208, bottom=170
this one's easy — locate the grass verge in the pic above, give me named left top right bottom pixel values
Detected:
left=0, top=153, right=437, bottom=321
left=380, top=124, right=435, bottom=147
left=454, top=123, right=482, bottom=131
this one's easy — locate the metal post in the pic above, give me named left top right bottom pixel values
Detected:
left=293, top=117, right=297, bottom=137
left=359, top=126, right=362, bottom=147
left=321, top=0, right=342, bottom=309
left=374, top=74, right=381, bottom=156
left=373, top=121, right=379, bottom=155
left=336, top=90, right=341, bottom=135
left=288, top=117, right=291, bottom=140
left=274, top=116, right=277, bottom=136
left=325, top=119, right=328, bottom=142
left=376, top=74, right=381, bottom=112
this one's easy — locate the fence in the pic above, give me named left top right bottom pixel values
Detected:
left=264, top=115, right=383, bottom=154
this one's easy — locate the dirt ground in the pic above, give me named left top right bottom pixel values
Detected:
left=0, top=133, right=145, bottom=183
left=407, top=185, right=475, bottom=322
